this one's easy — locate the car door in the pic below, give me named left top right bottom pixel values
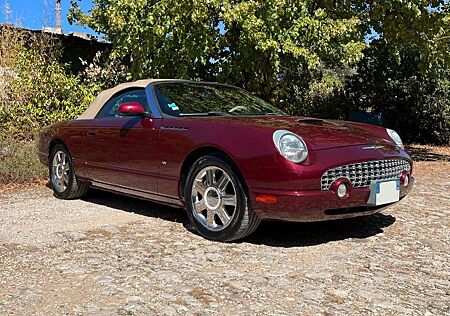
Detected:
left=87, top=88, right=161, bottom=194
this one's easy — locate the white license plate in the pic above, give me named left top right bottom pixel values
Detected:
left=368, top=179, right=400, bottom=206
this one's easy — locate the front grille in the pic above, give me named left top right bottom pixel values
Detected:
left=321, top=159, right=411, bottom=191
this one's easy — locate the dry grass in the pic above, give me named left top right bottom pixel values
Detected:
left=0, top=138, right=47, bottom=186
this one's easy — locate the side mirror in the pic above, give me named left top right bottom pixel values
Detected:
left=118, top=102, right=147, bottom=117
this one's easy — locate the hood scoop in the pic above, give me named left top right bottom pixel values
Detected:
left=297, top=118, right=324, bottom=126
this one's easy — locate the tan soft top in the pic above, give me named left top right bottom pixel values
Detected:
left=78, top=79, right=187, bottom=119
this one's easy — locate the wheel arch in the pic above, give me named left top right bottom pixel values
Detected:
left=48, top=138, right=75, bottom=167
left=179, top=146, right=248, bottom=200
left=49, top=138, right=68, bottom=156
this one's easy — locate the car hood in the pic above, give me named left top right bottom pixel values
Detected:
left=202, top=116, right=393, bottom=151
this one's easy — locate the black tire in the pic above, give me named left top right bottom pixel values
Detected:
left=184, top=154, right=261, bottom=242
left=49, top=144, right=89, bottom=199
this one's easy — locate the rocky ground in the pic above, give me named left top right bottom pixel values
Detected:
left=0, top=151, right=449, bottom=315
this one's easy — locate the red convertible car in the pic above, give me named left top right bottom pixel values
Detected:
left=38, top=79, right=414, bottom=241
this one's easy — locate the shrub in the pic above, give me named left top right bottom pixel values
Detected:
left=80, top=51, right=131, bottom=90
left=0, top=136, right=46, bottom=185
left=337, top=44, right=450, bottom=145
left=0, top=26, right=100, bottom=185
left=0, top=26, right=100, bottom=140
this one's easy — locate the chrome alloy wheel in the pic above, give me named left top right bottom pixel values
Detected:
left=51, top=150, right=70, bottom=193
left=191, top=166, right=237, bottom=231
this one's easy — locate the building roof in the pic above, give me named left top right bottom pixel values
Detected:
left=0, top=24, right=111, bottom=74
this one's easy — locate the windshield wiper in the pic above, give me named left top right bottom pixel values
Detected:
left=179, top=112, right=231, bottom=117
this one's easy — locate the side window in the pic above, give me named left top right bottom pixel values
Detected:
left=96, top=89, right=149, bottom=118
left=155, top=85, right=182, bottom=116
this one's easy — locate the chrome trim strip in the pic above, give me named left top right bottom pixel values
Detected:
left=361, top=145, right=385, bottom=150
left=90, top=180, right=183, bottom=207
left=161, top=126, right=188, bottom=131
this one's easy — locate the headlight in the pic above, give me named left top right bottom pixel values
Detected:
left=386, top=128, right=404, bottom=150
left=273, top=130, right=308, bottom=163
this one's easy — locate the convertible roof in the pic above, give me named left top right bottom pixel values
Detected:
left=78, top=79, right=190, bottom=119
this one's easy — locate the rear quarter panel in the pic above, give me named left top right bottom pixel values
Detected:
left=38, top=120, right=97, bottom=178
left=37, top=124, right=60, bottom=165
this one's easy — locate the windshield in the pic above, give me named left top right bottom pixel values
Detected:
left=154, top=83, right=286, bottom=117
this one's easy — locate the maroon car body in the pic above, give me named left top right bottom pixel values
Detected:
left=38, top=79, right=414, bottom=240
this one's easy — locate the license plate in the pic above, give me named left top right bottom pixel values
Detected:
left=368, top=179, right=400, bottom=206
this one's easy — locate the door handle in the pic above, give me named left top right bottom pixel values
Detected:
left=87, top=129, right=96, bottom=136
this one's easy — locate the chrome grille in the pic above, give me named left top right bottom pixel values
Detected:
left=321, top=159, right=411, bottom=191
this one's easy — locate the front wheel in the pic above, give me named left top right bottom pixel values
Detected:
left=184, top=155, right=260, bottom=242
left=49, top=144, right=89, bottom=199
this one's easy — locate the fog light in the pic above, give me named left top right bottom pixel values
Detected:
left=337, top=183, right=347, bottom=198
left=404, top=175, right=409, bottom=187
left=400, top=170, right=410, bottom=188
left=330, top=178, right=352, bottom=199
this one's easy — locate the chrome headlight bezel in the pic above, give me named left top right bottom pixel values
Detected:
left=273, top=130, right=308, bottom=163
left=386, top=128, right=404, bottom=150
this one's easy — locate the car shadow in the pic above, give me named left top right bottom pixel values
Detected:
left=81, top=189, right=396, bottom=248
left=82, top=189, right=187, bottom=224
left=244, top=213, right=396, bottom=247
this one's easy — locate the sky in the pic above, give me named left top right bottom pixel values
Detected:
left=0, top=0, right=97, bottom=36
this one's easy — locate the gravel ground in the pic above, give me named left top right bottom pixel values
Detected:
left=0, top=160, right=449, bottom=315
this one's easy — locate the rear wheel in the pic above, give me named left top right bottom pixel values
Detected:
left=184, top=155, right=260, bottom=242
left=49, top=144, right=89, bottom=199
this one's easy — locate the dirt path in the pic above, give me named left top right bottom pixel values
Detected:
left=1, top=161, right=449, bottom=315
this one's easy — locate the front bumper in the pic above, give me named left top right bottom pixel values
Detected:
left=250, top=177, right=414, bottom=222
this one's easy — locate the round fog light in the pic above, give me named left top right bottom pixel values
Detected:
left=404, top=175, right=409, bottom=187
left=337, top=183, right=347, bottom=198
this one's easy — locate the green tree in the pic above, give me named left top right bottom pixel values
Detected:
left=339, top=42, right=450, bottom=145
left=322, top=0, right=450, bottom=70
left=69, top=0, right=449, bottom=89
left=69, top=0, right=366, bottom=99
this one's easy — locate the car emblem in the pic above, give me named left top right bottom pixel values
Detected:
left=362, top=145, right=385, bottom=150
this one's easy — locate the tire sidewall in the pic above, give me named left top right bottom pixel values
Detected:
left=49, top=144, right=76, bottom=199
left=184, top=155, right=248, bottom=241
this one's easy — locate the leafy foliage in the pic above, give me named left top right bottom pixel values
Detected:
left=326, top=0, right=450, bottom=70
left=69, top=0, right=366, bottom=98
left=80, top=51, right=131, bottom=89
left=0, top=28, right=100, bottom=140
left=339, top=43, right=450, bottom=145
left=363, top=0, right=450, bottom=71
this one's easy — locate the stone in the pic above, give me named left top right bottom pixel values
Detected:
left=65, top=231, right=86, bottom=241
